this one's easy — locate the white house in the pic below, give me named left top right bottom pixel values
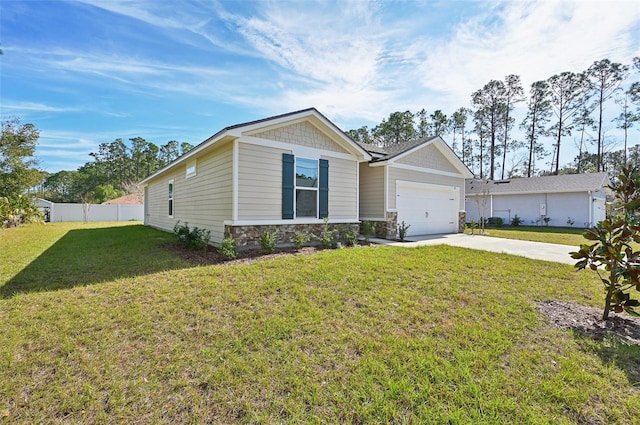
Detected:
left=465, top=172, right=609, bottom=228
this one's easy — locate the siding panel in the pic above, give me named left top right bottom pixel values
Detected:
left=145, top=142, right=233, bottom=243
left=359, top=163, right=385, bottom=219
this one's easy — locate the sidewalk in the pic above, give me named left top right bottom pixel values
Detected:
left=370, top=233, right=577, bottom=265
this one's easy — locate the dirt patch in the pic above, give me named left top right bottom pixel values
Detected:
left=538, top=300, right=640, bottom=346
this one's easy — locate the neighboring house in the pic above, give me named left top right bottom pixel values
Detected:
left=103, top=193, right=144, bottom=205
left=140, top=108, right=472, bottom=246
left=465, top=172, right=610, bottom=228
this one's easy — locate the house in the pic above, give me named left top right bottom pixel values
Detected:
left=464, top=172, right=610, bottom=228
left=102, top=193, right=144, bottom=205
left=140, top=108, right=472, bottom=246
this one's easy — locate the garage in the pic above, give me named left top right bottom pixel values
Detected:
left=396, top=181, right=459, bottom=236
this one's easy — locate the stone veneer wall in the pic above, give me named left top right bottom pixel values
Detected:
left=458, top=211, right=466, bottom=233
left=225, top=222, right=360, bottom=248
left=360, top=212, right=398, bottom=240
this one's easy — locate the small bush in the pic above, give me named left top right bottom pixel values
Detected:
left=362, top=220, right=375, bottom=244
left=494, top=217, right=504, bottom=227
left=259, top=231, right=277, bottom=254
left=292, top=232, right=311, bottom=250
left=341, top=227, right=359, bottom=247
left=567, top=217, right=575, bottom=227
left=218, top=234, right=237, bottom=260
left=543, top=216, right=551, bottom=226
left=511, top=215, right=522, bottom=227
left=397, top=221, right=411, bottom=242
left=173, top=221, right=211, bottom=251
left=318, top=217, right=337, bottom=249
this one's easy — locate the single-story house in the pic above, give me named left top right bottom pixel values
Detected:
left=465, top=172, right=610, bottom=228
left=140, top=108, right=473, bottom=246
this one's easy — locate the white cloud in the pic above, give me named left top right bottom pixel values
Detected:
left=419, top=1, right=640, bottom=111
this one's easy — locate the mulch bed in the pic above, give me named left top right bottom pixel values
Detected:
left=163, top=243, right=327, bottom=266
left=538, top=300, right=640, bottom=346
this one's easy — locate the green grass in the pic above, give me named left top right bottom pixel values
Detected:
left=2, top=222, right=640, bottom=423
left=465, top=226, right=588, bottom=246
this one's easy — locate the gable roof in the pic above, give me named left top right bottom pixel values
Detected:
left=140, top=108, right=372, bottom=185
left=466, top=172, right=610, bottom=195
left=358, top=136, right=473, bottom=178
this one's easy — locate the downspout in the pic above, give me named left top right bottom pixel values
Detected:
left=490, top=194, right=494, bottom=217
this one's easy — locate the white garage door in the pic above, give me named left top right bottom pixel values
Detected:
left=396, top=182, right=458, bottom=236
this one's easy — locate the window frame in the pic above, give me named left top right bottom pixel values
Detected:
left=168, top=179, right=174, bottom=217
left=294, top=157, right=319, bottom=219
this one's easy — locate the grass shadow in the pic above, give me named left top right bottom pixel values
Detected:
left=1, top=224, right=189, bottom=298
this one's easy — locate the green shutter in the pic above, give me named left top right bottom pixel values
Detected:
left=282, top=153, right=294, bottom=219
left=319, top=159, right=329, bottom=219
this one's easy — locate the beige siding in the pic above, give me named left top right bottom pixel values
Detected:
left=145, top=142, right=233, bottom=243
left=252, top=122, right=349, bottom=154
left=327, top=157, right=358, bottom=219
left=359, top=163, right=385, bottom=219
left=237, top=142, right=286, bottom=220
left=388, top=167, right=465, bottom=210
left=396, top=143, right=459, bottom=173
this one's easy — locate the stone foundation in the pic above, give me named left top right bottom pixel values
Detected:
left=359, top=212, right=398, bottom=240
left=225, top=222, right=360, bottom=248
left=458, top=211, right=466, bottom=233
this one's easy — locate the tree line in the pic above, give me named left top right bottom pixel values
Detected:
left=41, top=138, right=194, bottom=203
left=346, top=57, right=640, bottom=180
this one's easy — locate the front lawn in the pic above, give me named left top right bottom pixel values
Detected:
left=2, top=222, right=640, bottom=423
left=465, top=225, right=588, bottom=246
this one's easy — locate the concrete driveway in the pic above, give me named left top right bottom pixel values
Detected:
left=371, top=233, right=578, bottom=265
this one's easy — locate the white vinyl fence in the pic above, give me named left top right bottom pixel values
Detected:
left=47, top=203, right=144, bottom=222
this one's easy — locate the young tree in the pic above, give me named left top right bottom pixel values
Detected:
left=571, top=167, right=640, bottom=320
left=451, top=107, right=471, bottom=164
left=586, top=59, right=629, bottom=171
left=499, top=75, right=525, bottom=180
left=521, top=80, right=552, bottom=177
left=573, top=107, right=596, bottom=174
left=547, top=71, right=588, bottom=175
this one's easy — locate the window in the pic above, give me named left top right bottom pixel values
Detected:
left=186, top=160, right=196, bottom=178
left=282, top=154, right=328, bottom=220
left=168, top=180, right=174, bottom=217
left=295, top=158, right=318, bottom=217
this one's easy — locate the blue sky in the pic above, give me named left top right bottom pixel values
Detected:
left=1, top=0, right=640, bottom=173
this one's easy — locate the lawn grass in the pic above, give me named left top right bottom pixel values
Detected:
left=2, top=222, right=640, bottom=423
left=465, top=225, right=588, bottom=246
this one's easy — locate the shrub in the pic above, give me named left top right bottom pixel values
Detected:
left=341, top=227, right=359, bottom=247
left=0, top=195, right=42, bottom=228
left=258, top=231, right=277, bottom=254
left=318, top=217, right=337, bottom=249
left=397, top=220, right=410, bottom=242
left=571, top=166, right=640, bottom=320
left=493, top=217, right=504, bottom=227
left=543, top=216, right=551, bottom=226
left=173, top=221, right=211, bottom=251
left=218, top=234, right=237, bottom=260
left=292, top=232, right=311, bottom=250
left=567, top=217, right=575, bottom=227
left=511, top=214, right=522, bottom=227
left=362, top=220, right=375, bottom=244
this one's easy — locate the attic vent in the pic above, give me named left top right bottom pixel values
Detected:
left=494, top=180, right=511, bottom=184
